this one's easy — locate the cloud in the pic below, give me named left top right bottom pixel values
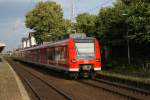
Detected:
left=0, top=18, right=29, bottom=50
left=0, top=0, right=58, bottom=3
left=0, top=0, right=38, bottom=3
left=0, top=1, right=36, bottom=20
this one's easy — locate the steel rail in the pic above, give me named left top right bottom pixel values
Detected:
left=92, top=78, right=150, bottom=96
left=77, top=80, right=140, bottom=100
left=16, top=71, right=41, bottom=100
left=8, top=59, right=73, bottom=100
left=20, top=65, right=73, bottom=100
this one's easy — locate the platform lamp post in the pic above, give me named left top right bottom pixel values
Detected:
left=122, top=13, right=130, bottom=65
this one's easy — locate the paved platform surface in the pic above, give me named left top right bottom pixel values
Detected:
left=0, top=57, right=30, bottom=100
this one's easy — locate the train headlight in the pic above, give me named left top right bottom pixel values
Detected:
left=96, top=58, right=101, bottom=62
left=71, top=59, right=77, bottom=63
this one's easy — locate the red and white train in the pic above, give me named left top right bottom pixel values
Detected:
left=14, top=34, right=101, bottom=78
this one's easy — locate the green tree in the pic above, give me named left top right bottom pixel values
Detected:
left=25, top=1, right=71, bottom=44
left=96, top=0, right=150, bottom=65
left=63, top=19, right=72, bottom=34
left=97, top=0, right=150, bottom=44
left=76, top=13, right=97, bottom=36
left=97, top=1, right=129, bottom=45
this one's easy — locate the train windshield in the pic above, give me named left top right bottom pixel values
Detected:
left=75, top=39, right=95, bottom=59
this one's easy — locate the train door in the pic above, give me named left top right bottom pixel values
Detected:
left=35, top=49, right=40, bottom=63
left=55, top=47, right=61, bottom=66
left=47, top=47, right=55, bottom=65
left=42, top=48, right=47, bottom=64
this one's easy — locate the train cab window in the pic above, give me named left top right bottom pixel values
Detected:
left=75, top=39, right=95, bottom=59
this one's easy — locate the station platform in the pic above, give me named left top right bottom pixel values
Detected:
left=0, top=57, right=30, bottom=100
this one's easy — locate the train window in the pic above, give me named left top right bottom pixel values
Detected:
left=61, top=46, right=68, bottom=60
left=55, top=47, right=61, bottom=61
left=31, top=50, right=35, bottom=61
left=60, top=47, right=65, bottom=60
left=75, top=42, right=95, bottom=59
left=35, top=49, right=40, bottom=62
left=47, top=48, right=55, bottom=60
left=47, top=46, right=67, bottom=61
left=55, top=46, right=67, bottom=61
left=63, top=46, right=68, bottom=59
left=42, top=48, right=47, bottom=60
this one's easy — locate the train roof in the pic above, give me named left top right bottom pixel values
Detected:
left=18, top=33, right=95, bottom=52
left=19, top=38, right=70, bottom=51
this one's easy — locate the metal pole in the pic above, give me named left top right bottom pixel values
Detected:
left=71, top=0, right=75, bottom=22
left=122, top=13, right=131, bottom=64
left=126, top=19, right=130, bottom=64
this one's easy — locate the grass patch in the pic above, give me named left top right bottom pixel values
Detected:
left=98, top=71, right=150, bottom=84
left=102, top=61, right=150, bottom=78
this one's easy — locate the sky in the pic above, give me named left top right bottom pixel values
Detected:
left=0, top=0, right=116, bottom=51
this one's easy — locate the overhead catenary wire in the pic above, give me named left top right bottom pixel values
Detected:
left=72, top=0, right=113, bottom=21
left=84, top=0, right=113, bottom=13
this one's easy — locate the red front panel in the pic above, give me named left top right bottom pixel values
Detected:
left=68, top=38, right=101, bottom=71
left=94, top=39, right=101, bottom=69
left=68, top=38, right=78, bottom=70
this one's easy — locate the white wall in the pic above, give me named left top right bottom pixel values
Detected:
left=23, top=41, right=26, bottom=48
left=31, top=36, right=36, bottom=46
left=27, top=39, right=30, bottom=47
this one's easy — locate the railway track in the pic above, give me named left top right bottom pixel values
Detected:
left=92, top=78, right=150, bottom=96
left=7, top=59, right=72, bottom=100
left=96, top=74, right=150, bottom=91
left=77, top=78, right=150, bottom=100
left=6, top=58, right=150, bottom=100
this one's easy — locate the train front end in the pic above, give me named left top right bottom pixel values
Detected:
left=68, top=35, right=101, bottom=78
